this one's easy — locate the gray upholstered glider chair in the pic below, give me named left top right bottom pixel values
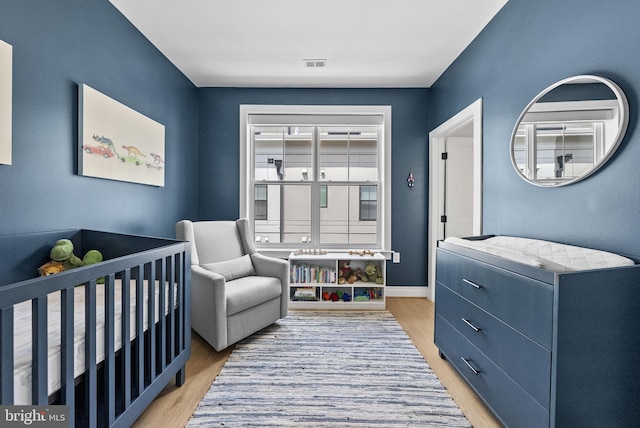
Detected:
left=176, top=219, right=289, bottom=351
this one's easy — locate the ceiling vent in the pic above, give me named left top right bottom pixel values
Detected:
left=304, top=59, right=327, bottom=68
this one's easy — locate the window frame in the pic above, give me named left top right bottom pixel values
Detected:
left=240, top=105, right=392, bottom=257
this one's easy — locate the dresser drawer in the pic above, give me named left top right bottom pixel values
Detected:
left=435, top=314, right=550, bottom=428
left=436, top=283, right=551, bottom=409
left=436, top=248, right=553, bottom=349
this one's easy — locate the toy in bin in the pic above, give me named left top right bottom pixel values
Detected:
left=338, top=260, right=357, bottom=284
left=354, top=288, right=382, bottom=301
left=363, top=261, right=383, bottom=284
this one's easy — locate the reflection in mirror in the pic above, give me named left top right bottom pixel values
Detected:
left=511, top=75, right=629, bottom=186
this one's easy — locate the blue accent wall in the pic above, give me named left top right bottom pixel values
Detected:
left=198, top=88, right=430, bottom=286
left=5, top=0, right=637, bottom=286
left=430, top=0, right=640, bottom=258
left=0, top=0, right=199, bottom=238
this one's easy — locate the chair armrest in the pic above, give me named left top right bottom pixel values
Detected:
left=191, top=265, right=228, bottom=350
left=250, top=253, right=288, bottom=281
left=250, top=253, right=289, bottom=317
left=192, top=265, right=225, bottom=284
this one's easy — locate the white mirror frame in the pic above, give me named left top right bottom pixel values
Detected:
left=510, top=75, right=629, bottom=187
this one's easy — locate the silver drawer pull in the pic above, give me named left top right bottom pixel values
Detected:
left=461, top=357, right=480, bottom=375
left=462, top=318, right=481, bottom=332
left=462, top=278, right=483, bottom=289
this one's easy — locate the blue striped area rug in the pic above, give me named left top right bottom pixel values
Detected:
left=188, top=311, right=470, bottom=427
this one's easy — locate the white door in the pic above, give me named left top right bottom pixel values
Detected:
left=443, top=137, right=474, bottom=238
left=428, top=99, right=482, bottom=302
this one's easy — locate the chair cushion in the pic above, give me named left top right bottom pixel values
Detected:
left=225, top=276, right=282, bottom=316
left=201, top=254, right=256, bottom=281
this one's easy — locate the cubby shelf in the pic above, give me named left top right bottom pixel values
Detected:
left=288, top=252, right=386, bottom=310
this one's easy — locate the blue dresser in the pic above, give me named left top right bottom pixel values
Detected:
left=434, top=239, right=640, bottom=427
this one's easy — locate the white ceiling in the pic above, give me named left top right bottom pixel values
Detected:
left=109, top=0, right=508, bottom=88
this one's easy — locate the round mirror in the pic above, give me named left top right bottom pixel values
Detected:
left=510, top=75, right=629, bottom=187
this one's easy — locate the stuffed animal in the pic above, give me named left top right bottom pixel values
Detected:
left=38, top=239, right=103, bottom=279
left=50, top=239, right=84, bottom=270
left=338, top=261, right=351, bottom=285
left=82, top=249, right=103, bottom=265
left=364, top=261, right=384, bottom=284
left=37, top=261, right=65, bottom=276
left=347, top=271, right=359, bottom=284
left=83, top=249, right=104, bottom=283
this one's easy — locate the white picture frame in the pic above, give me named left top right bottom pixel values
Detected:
left=0, top=39, right=12, bottom=166
left=79, top=84, right=165, bottom=186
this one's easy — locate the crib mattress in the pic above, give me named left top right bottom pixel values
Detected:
left=444, top=236, right=635, bottom=272
left=12, top=279, right=176, bottom=405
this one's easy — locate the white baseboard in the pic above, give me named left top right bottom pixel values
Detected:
left=386, top=286, right=431, bottom=300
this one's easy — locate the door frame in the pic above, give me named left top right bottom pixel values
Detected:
left=427, top=98, right=483, bottom=301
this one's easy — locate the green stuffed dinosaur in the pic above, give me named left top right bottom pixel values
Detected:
left=364, top=261, right=384, bottom=285
left=50, top=239, right=84, bottom=270
left=47, top=240, right=104, bottom=283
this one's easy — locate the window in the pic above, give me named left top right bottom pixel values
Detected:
left=254, top=185, right=268, bottom=220
left=320, top=185, right=328, bottom=209
left=359, top=185, right=377, bottom=221
left=240, top=105, right=391, bottom=254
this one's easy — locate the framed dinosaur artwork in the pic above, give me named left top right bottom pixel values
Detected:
left=78, top=83, right=165, bottom=186
left=0, top=39, right=11, bottom=166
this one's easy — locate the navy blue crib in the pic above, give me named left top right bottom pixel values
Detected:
left=0, top=229, right=191, bottom=427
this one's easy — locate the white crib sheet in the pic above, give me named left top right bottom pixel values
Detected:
left=444, top=236, right=635, bottom=272
left=12, top=279, right=177, bottom=405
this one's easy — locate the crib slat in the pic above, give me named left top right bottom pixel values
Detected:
left=105, top=276, right=116, bottom=425
left=0, top=307, right=14, bottom=403
left=60, top=287, right=75, bottom=415
left=135, top=264, right=144, bottom=396
left=32, top=295, right=48, bottom=404
left=168, top=255, right=175, bottom=362
left=121, top=269, right=131, bottom=407
left=175, top=254, right=186, bottom=387
left=176, top=254, right=184, bottom=355
left=147, top=262, right=156, bottom=382
left=158, top=257, right=167, bottom=371
left=181, top=246, right=192, bottom=387
left=84, top=280, right=97, bottom=428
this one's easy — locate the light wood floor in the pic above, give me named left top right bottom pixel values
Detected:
left=133, top=297, right=501, bottom=427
